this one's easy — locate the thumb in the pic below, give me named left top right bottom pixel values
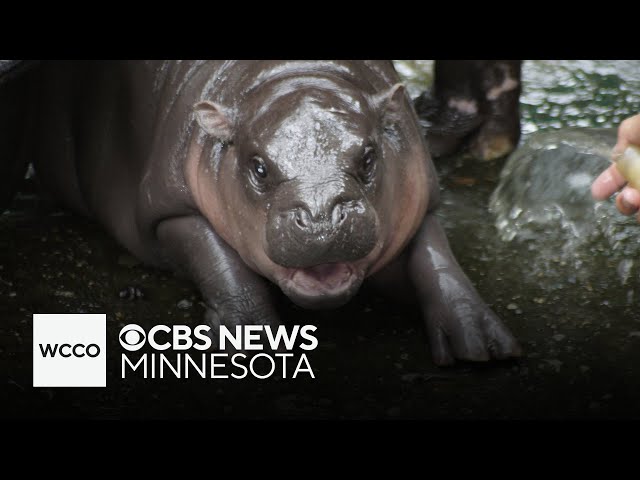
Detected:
left=614, top=114, right=640, bottom=155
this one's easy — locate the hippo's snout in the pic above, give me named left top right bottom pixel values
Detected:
left=266, top=198, right=378, bottom=269
left=291, top=200, right=348, bottom=232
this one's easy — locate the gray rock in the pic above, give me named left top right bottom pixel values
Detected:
left=177, top=299, right=193, bottom=310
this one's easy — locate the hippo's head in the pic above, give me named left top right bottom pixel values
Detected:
left=187, top=76, right=430, bottom=309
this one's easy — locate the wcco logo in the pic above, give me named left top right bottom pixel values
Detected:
left=39, top=343, right=101, bottom=358
left=33, top=314, right=106, bottom=387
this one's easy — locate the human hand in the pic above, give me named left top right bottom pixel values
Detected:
left=592, top=114, right=640, bottom=218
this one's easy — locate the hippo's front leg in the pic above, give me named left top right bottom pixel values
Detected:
left=156, top=216, right=280, bottom=336
left=407, top=213, right=522, bottom=366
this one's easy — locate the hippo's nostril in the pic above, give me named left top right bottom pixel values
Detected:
left=331, top=203, right=348, bottom=226
left=294, top=208, right=310, bottom=229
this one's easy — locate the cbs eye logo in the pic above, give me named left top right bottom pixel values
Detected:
left=119, top=324, right=146, bottom=351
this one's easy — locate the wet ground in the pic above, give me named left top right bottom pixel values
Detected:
left=3, top=60, right=640, bottom=419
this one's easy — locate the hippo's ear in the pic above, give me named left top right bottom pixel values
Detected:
left=374, top=83, right=407, bottom=118
left=194, top=101, right=234, bottom=142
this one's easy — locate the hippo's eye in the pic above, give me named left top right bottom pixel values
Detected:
left=362, top=152, right=374, bottom=170
left=252, top=157, right=268, bottom=179
left=359, top=147, right=377, bottom=181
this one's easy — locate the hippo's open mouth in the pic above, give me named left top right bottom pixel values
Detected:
left=278, top=262, right=364, bottom=309
left=291, top=263, right=355, bottom=292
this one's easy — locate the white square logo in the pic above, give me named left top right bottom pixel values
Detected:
left=33, top=314, right=106, bottom=387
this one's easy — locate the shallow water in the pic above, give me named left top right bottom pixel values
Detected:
left=3, top=61, right=640, bottom=419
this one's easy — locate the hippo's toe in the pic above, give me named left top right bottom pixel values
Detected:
left=424, top=302, right=522, bottom=366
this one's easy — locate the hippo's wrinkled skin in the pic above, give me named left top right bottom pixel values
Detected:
left=11, top=61, right=521, bottom=365
left=415, top=60, right=522, bottom=162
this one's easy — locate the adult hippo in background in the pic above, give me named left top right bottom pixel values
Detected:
left=415, top=60, right=522, bottom=161
left=7, top=60, right=521, bottom=365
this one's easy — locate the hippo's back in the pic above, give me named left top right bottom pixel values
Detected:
left=189, top=61, right=401, bottom=106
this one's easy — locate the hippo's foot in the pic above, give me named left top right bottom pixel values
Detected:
left=202, top=294, right=283, bottom=355
left=408, top=212, right=522, bottom=366
left=414, top=89, right=485, bottom=158
left=423, top=289, right=521, bottom=366
left=468, top=125, right=519, bottom=162
left=465, top=85, right=521, bottom=163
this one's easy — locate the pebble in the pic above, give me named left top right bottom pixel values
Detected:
left=628, top=331, right=640, bottom=338
left=54, top=290, right=75, bottom=298
left=552, top=334, right=566, bottom=342
left=579, top=365, right=590, bottom=373
left=507, top=303, right=518, bottom=310
left=9, top=292, right=16, bottom=297
left=177, top=299, right=193, bottom=310
left=544, top=359, right=563, bottom=372
left=119, top=286, right=144, bottom=300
